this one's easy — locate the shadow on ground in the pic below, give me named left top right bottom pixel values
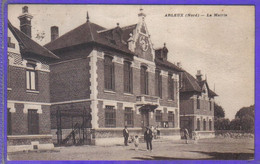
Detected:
left=132, top=151, right=254, bottom=160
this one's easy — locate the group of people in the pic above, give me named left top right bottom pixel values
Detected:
left=123, top=126, right=156, bottom=151
left=183, top=128, right=199, bottom=144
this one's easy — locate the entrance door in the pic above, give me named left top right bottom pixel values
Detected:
left=7, top=108, right=12, bottom=135
left=141, top=111, right=149, bottom=131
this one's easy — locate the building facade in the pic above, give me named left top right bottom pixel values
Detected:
left=7, top=6, right=218, bottom=150
left=44, top=9, right=183, bottom=145
left=7, top=6, right=58, bottom=152
left=179, top=70, right=217, bottom=138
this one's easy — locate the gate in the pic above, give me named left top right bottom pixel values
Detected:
left=55, top=107, right=92, bottom=146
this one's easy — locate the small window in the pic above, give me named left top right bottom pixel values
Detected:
left=124, top=107, right=133, bottom=127
left=104, top=56, right=114, bottom=91
left=28, top=109, right=39, bottom=134
left=155, top=110, right=162, bottom=122
left=105, top=106, right=116, bottom=127
left=8, top=37, right=15, bottom=49
left=26, top=62, right=37, bottom=90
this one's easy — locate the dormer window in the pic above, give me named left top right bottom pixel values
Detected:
left=26, top=61, right=37, bottom=91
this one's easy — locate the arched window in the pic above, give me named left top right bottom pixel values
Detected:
left=197, top=118, right=200, bottom=131
left=124, top=61, right=132, bottom=93
left=140, top=66, right=148, bottom=95
left=104, top=56, right=114, bottom=90
left=203, top=119, right=206, bottom=131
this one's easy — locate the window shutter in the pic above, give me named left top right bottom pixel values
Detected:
left=130, top=67, right=133, bottom=93
left=146, top=71, right=149, bottom=95
left=112, top=62, right=115, bottom=90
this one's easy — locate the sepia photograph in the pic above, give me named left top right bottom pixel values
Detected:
left=6, top=4, right=254, bottom=161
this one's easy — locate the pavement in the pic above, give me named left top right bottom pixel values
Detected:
left=8, top=137, right=254, bottom=161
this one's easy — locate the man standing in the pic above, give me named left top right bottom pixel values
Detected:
left=184, top=128, right=189, bottom=144
left=123, top=126, right=129, bottom=146
left=144, top=126, right=153, bottom=151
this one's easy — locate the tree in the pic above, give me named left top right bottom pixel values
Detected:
left=214, top=103, right=225, bottom=119
left=214, top=118, right=230, bottom=130
left=230, top=105, right=255, bottom=132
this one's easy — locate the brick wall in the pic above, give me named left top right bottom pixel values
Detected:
left=8, top=66, right=50, bottom=103
left=10, top=103, right=51, bottom=135
left=50, top=57, right=91, bottom=103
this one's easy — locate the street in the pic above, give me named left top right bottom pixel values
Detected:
left=8, top=137, right=254, bottom=161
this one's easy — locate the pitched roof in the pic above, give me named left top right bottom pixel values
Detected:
left=180, top=71, right=201, bottom=92
left=44, top=22, right=136, bottom=56
left=8, top=20, right=59, bottom=59
left=180, top=71, right=218, bottom=97
left=155, top=58, right=184, bottom=72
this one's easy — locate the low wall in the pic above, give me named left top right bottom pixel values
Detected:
left=215, top=130, right=254, bottom=139
left=7, top=135, right=54, bottom=152
left=197, top=131, right=215, bottom=139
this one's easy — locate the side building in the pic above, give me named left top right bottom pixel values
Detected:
left=44, top=9, right=183, bottom=145
left=7, top=7, right=58, bottom=152
left=179, top=70, right=217, bottom=138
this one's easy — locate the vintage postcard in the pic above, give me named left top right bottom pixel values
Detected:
left=5, top=4, right=255, bottom=161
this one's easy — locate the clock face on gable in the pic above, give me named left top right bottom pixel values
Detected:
left=139, top=35, right=149, bottom=52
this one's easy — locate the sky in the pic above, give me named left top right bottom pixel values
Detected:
left=8, top=5, right=255, bottom=120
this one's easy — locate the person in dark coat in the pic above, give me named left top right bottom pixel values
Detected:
left=123, top=126, right=129, bottom=146
left=144, top=126, right=153, bottom=151
left=184, top=128, right=189, bottom=144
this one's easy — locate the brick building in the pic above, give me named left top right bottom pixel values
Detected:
left=7, top=6, right=58, bottom=152
left=179, top=70, right=217, bottom=138
left=7, top=6, right=218, bottom=148
left=44, top=9, right=183, bottom=145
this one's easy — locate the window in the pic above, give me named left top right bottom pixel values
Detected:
left=105, top=106, right=116, bottom=127
left=168, top=74, right=174, bottom=100
left=155, top=110, right=162, bottom=122
left=26, top=62, right=37, bottom=90
left=124, top=107, right=133, bottom=127
left=155, top=69, right=162, bottom=98
left=168, top=111, right=175, bottom=128
left=197, top=118, right=200, bottom=131
left=8, top=37, right=15, bottom=48
left=140, top=66, right=148, bottom=95
left=197, top=96, right=200, bottom=109
left=28, top=109, right=39, bottom=134
left=203, top=119, right=206, bottom=131
left=209, top=120, right=212, bottom=131
left=210, top=101, right=213, bottom=111
left=104, top=56, right=114, bottom=90
left=7, top=108, right=12, bottom=135
left=124, top=61, right=132, bottom=93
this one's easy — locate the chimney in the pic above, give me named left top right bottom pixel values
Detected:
left=196, top=70, right=203, bottom=81
left=18, top=6, right=33, bottom=38
left=177, top=62, right=182, bottom=68
left=51, top=26, right=59, bottom=41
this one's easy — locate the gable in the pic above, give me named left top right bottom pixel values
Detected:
left=8, top=28, right=20, bottom=54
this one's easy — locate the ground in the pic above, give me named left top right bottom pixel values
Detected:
left=8, top=137, right=254, bottom=161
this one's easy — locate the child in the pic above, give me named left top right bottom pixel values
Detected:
left=192, top=129, right=198, bottom=144
left=134, top=135, right=139, bottom=151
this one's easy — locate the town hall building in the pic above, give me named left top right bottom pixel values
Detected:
left=7, top=6, right=217, bottom=151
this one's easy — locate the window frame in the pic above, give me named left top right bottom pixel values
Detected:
left=104, top=55, right=115, bottom=91
left=140, top=66, right=149, bottom=95
left=28, top=109, right=39, bottom=135
left=197, top=118, right=200, bottom=131
left=124, top=107, right=134, bottom=127
left=168, top=73, right=174, bottom=100
left=105, top=106, right=116, bottom=127
left=155, top=69, right=162, bottom=98
left=123, top=61, right=133, bottom=93
left=26, top=62, right=37, bottom=91
left=203, top=119, right=206, bottom=131
left=155, top=110, right=162, bottom=122
left=197, top=96, right=200, bottom=109
left=168, top=111, right=175, bottom=128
